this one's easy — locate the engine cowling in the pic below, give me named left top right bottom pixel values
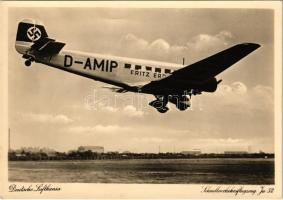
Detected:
left=199, top=78, right=219, bottom=92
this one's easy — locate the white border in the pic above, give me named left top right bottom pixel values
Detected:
left=0, top=1, right=282, bottom=199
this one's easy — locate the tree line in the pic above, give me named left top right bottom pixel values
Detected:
left=8, top=150, right=274, bottom=161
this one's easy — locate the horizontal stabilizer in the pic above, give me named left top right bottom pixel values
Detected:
left=31, top=37, right=55, bottom=50
left=36, top=41, right=65, bottom=55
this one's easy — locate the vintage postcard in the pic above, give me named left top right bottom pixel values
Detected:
left=0, top=1, right=282, bottom=199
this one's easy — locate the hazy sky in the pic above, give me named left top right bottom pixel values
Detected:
left=8, top=7, right=274, bottom=153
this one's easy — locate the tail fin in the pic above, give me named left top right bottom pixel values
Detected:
left=15, top=19, right=48, bottom=54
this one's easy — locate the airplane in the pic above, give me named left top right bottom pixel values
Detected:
left=15, top=19, right=260, bottom=113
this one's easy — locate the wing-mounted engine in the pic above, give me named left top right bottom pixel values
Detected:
left=198, top=78, right=222, bottom=93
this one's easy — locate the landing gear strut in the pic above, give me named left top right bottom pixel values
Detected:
left=168, top=94, right=191, bottom=111
left=149, top=95, right=169, bottom=113
left=23, top=54, right=35, bottom=67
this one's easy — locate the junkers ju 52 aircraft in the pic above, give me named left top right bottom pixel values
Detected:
left=15, top=19, right=260, bottom=113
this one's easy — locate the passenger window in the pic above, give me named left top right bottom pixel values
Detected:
left=165, top=69, right=171, bottom=74
left=135, top=65, right=142, bottom=70
left=125, top=63, right=131, bottom=69
left=155, top=68, right=161, bottom=73
left=146, top=66, right=152, bottom=71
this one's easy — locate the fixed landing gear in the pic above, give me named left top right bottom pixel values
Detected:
left=23, top=54, right=35, bottom=67
left=149, top=95, right=169, bottom=113
left=177, top=102, right=190, bottom=111
left=149, top=93, right=194, bottom=113
left=168, top=95, right=191, bottom=111
left=157, top=106, right=169, bottom=113
left=25, top=59, right=32, bottom=66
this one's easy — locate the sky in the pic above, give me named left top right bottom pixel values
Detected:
left=8, top=7, right=274, bottom=153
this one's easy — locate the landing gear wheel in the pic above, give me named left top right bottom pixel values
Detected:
left=149, top=100, right=163, bottom=108
left=157, top=106, right=169, bottom=113
left=29, top=57, right=35, bottom=62
left=149, top=95, right=169, bottom=113
left=176, top=102, right=190, bottom=111
left=25, top=60, right=31, bottom=67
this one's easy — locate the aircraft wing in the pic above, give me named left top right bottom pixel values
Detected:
left=140, top=43, right=260, bottom=93
left=31, top=37, right=65, bottom=55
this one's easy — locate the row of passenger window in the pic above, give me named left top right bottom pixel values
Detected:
left=124, top=63, right=172, bottom=74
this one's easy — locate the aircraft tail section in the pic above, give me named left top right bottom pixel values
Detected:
left=15, top=19, right=48, bottom=54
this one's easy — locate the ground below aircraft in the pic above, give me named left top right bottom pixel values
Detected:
left=15, top=19, right=260, bottom=113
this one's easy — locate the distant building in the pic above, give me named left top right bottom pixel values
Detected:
left=181, top=149, right=201, bottom=155
left=224, top=151, right=248, bottom=154
left=40, top=147, right=56, bottom=153
left=78, top=146, right=104, bottom=153
left=20, top=147, right=41, bottom=153
left=259, top=150, right=266, bottom=154
left=20, top=147, right=56, bottom=154
left=45, top=152, right=57, bottom=157
left=15, top=152, right=26, bottom=158
left=107, top=151, right=119, bottom=154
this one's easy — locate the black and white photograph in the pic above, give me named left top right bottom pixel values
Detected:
left=0, top=1, right=282, bottom=199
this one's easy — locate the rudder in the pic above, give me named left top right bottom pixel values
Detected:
left=15, top=19, right=48, bottom=54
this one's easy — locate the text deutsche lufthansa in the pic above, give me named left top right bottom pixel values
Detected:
left=9, top=184, right=61, bottom=194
